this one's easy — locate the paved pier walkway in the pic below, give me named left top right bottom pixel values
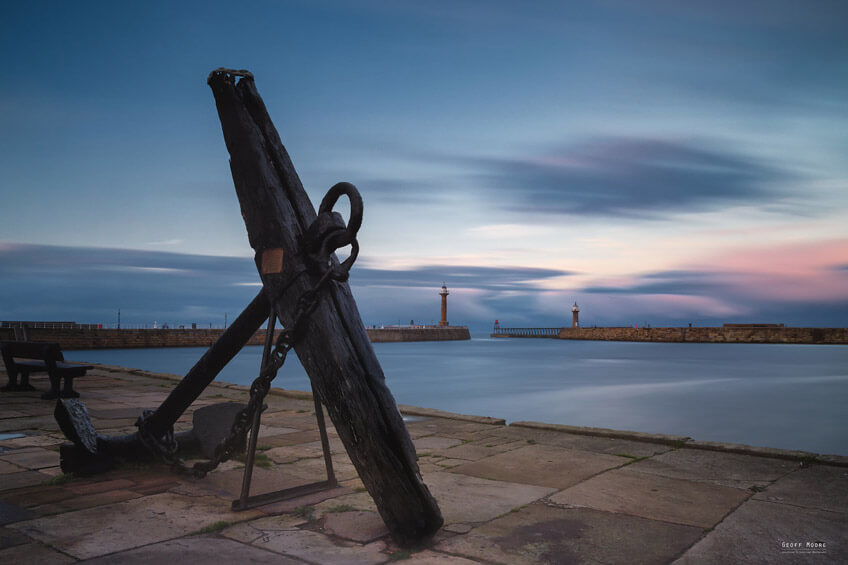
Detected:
left=1, top=365, right=845, bottom=563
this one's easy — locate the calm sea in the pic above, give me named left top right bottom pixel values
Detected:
left=65, top=335, right=848, bottom=456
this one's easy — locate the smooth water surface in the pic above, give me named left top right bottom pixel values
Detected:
left=66, top=336, right=848, bottom=455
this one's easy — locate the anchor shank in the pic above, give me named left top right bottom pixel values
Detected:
left=142, top=289, right=269, bottom=438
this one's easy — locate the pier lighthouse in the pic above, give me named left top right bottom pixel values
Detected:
left=439, top=283, right=450, bottom=326
left=572, top=302, right=580, bottom=328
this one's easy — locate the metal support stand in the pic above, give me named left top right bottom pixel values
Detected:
left=232, top=311, right=337, bottom=511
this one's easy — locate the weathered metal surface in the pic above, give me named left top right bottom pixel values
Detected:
left=191, top=402, right=248, bottom=459
left=55, top=398, right=98, bottom=454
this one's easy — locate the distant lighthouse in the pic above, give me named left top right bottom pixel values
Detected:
left=572, top=302, right=580, bottom=328
left=439, top=283, right=450, bottom=327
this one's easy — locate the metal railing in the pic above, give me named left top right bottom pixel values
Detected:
left=1, top=321, right=100, bottom=330
left=491, top=327, right=562, bottom=338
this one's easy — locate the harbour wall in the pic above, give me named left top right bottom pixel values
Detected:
left=557, top=326, right=848, bottom=344
left=0, top=326, right=471, bottom=349
left=366, top=326, right=470, bottom=343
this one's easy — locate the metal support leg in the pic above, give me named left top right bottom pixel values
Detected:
left=231, top=389, right=338, bottom=511
left=314, top=394, right=337, bottom=489
left=232, top=313, right=338, bottom=511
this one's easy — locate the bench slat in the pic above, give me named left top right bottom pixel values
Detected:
left=56, top=362, right=94, bottom=370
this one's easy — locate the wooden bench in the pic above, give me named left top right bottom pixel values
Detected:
left=1, top=342, right=93, bottom=399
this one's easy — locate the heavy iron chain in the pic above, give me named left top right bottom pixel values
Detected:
left=135, top=182, right=363, bottom=477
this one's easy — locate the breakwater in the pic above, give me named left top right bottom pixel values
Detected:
left=0, top=327, right=258, bottom=350
left=366, top=326, right=470, bottom=342
left=0, top=325, right=470, bottom=350
left=557, top=326, right=848, bottom=344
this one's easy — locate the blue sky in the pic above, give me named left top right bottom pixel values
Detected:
left=2, top=1, right=847, bottom=330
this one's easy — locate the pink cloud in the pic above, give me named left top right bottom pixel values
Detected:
left=699, top=239, right=848, bottom=277
left=694, top=239, right=848, bottom=302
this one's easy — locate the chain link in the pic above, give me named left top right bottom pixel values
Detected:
left=135, top=183, right=363, bottom=477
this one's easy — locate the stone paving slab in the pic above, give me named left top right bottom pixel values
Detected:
left=422, top=471, right=556, bottom=524
left=178, top=467, right=312, bottom=500
left=550, top=467, right=750, bottom=528
left=220, top=515, right=307, bottom=544
left=0, top=415, right=56, bottom=432
left=685, top=440, right=819, bottom=463
left=301, top=437, right=348, bottom=454
left=400, top=549, right=482, bottom=564
left=264, top=446, right=302, bottom=464
left=8, top=492, right=261, bottom=559
left=0, top=460, right=21, bottom=474
left=282, top=456, right=359, bottom=483
left=1, top=484, right=76, bottom=508
left=0, top=446, right=61, bottom=470
left=436, top=501, right=703, bottom=565
left=40, top=465, right=63, bottom=476
left=0, top=470, right=50, bottom=491
left=465, top=437, right=528, bottom=454
left=31, top=489, right=142, bottom=517
left=513, top=421, right=691, bottom=446
left=312, top=489, right=380, bottom=515
left=626, top=448, right=797, bottom=489
left=265, top=438, right=347, bottom=462
left=0, top=542, right=75, bottom=564
left=82, top=535, right=301, bottom=564
left=253, top=428, right=323, bottom=448
left=256, top=485, right=355, bottom=515
left=0, top=433, right=65, bottom=448
left=674, top=499, right=847, bottom=564
left=322, top=509, right=390, bottom=543
left=451, top=444, right=627, bottom=489
left=257, top=424, right=301, bottom=438
left=486, top=425, right=672, bottom=458
left=66, top=478, right=136, bottom=495
left=753, top=464, right=848, bottom=514
left=405, top=418, right=501, bottom=440
left=0, top=524, right=30, bottom=548
left=414, top=435, right=465, bottom=452
left=260, top=411, right=321, bottom=430
left=250, top=528, right=389, bottom=564
left=432, top=442, right=508, bottom=461
left=0, top=501, right=33, bottom=526
left=433, top=457, right=472, bottom=469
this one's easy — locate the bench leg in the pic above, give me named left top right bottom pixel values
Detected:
left=41, top=375, right=61, bottom=400
left=61, top=377, right=80, bottom=399
left=18, top=370, right=36, bottom=391
left=1, top=369, right=36, bottom=392
left=1, top=369, right=19, bottom=391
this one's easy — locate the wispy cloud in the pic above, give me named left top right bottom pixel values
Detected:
left=145, top=239, right=184, bottom=247
left=0, top=243, right=260, bottom=325
left=473, top=137, right=787, bottom=218
left=466, top=224, right=556, bottom=240
left=352, top=264, right=573, bottom=292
